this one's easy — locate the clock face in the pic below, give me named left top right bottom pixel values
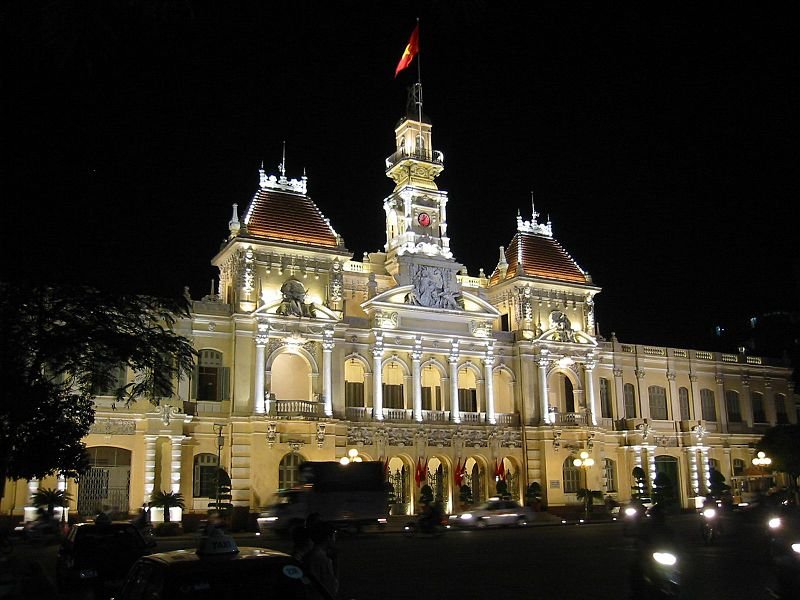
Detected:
left=417, top=212, right=431, bottom=227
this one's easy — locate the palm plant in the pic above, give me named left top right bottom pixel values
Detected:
left=576, top=488, right=604, bottom=518
left=31, top=488, right=72, bottom=519
left=150, top=490, right=185, bottom=523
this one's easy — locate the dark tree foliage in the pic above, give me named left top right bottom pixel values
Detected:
left=708, top=468, right=731, bottom=498
left=0, top=282, right=196, bottom=494
left=758, top=425, right=800, bottom=492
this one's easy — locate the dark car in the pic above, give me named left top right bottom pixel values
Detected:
left=57, top=521, right=155, bottom=598
left=113, top=532, right=333, bottom=600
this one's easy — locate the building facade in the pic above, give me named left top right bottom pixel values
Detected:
left=3, top=101, right=796, bottom=522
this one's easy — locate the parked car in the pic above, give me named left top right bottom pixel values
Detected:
left=113, top=530, right=333, bottom=600
left=56, top=521, right=155, bottom=598
left=449, top=499, right=536, bottom=529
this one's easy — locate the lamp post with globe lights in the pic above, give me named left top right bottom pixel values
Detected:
left=752, top=451, right=772, bottom=472
left=340, top=448, right=363, bottom=465
left=573, top=451, right=595, bottom=520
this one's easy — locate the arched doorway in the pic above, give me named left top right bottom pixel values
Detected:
left=271, top=353, right=312, bottom=401
left=654, top=455, right=680, bottom=505
left=387, top=457, right=410, bottom=515
left=78, top=447, right=131, bottom=516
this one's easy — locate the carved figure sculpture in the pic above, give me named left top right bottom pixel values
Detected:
left=276, top=278, right=317, bottom=317
left=550, top=310, right=575, bottom=342
left=406, top=265, right=463, bottom=310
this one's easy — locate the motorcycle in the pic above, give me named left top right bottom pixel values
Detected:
left=631, top=546, right=681, bottom=599
left=764, top=508, right=800, bottom=598
left=404, top=512, right=447, bottom=538
left=13, top=516, right=61, bottom=543
left=622, top=503, right=647, bottom=537
left=700, top=506, right=718, bottom=545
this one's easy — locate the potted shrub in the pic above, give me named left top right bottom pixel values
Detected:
left=419, top=484, right=433, bottom=506
left=526, top=482, right=544, bottom=511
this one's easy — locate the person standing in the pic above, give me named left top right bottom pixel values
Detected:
left=307, top=523, right=339, bottom=599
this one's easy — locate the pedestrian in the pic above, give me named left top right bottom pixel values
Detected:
left=291, top=526, right=313, bottom=567
left=307, top=523, right=339, bottom=599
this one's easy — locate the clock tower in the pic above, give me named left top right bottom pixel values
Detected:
left=382, top=84, right=465, bottom=309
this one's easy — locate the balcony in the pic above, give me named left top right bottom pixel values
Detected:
left=343, top=406, right=519, bottom=426
left=552, top=411, right=590, bottom=427
left=385, top=147, right=444, bottom=170
left=270, top=400, right=324, bottom=419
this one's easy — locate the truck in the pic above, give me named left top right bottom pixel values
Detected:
left=256, top=461, right=389, bottom=535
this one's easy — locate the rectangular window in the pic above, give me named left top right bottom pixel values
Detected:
left=648, top=386, right=668, bottom=420
left=624, top=384, right=636, bottom=419
left=700, top=389, right=717, bottom=421
left=197, top=366, right=219, bottom=401
left=345, top=382, right=364, bottom=407
left=751, top=392, right=766, bottom=423
left=458, top=389, right=477, bottom=412
left=604, top=459, right=617, bottom=492
left=599, top=378, right=613, bottom=418
left=726, top=391, right=742, bottom=423
left=382, top=384, right=404, bottom=409
left=421, top=387, right=433, bottom=410
left=679, top=387, right=691, bottom=420
left=775, top=394, right=789, bottom=424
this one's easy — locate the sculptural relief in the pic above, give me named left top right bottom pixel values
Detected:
left=405, top=265, right=463, bottom=310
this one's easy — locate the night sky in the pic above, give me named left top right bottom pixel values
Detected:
left=3, top=2, right=798, bottom=351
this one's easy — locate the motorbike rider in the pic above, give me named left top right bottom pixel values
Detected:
left=630, top=503, right=680, bottom=597
left=419, top=500, right=444, bottom=532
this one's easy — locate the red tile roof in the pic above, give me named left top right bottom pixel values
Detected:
left=243, top=188, right=340, bottom=249
left=489, top=232, right=588, bottom=285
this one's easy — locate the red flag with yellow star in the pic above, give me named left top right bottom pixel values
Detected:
left=394, top=24, right=419, bottom=77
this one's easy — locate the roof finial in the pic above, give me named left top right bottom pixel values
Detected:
left=531, top=191, right=539, bottom=223
left=228, top=203, right=241, bottom=238
left=259, top=161, right=267, bottom=188
left=278, top=141, right=286, bottom=180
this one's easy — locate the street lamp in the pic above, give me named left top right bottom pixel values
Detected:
left=214, top=424, right=225, bottom=510
left=573, top=451, right=595, bottom=520
left=752, top=451, right=772, bottom=470
left=340, top=448, right=363, bottom=465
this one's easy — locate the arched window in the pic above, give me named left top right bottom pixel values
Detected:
left=679, top=387, right=691, bottom=420
left=492, top=369, right=514, bottom=414
left=751, top=392, right=766, bottom=423
left=599, top=378, right=613, bottom=418
left=563, top=458, right=580, bottom=493
left=193, top=453, right=219, bottom=498
left=708, top=458, right=721, bottom=473
left=604, top=458, right=617, bottom=493
left=732, top=458, right=745, bottom=476
left=382, top=360, right=404, bottom=409
left=278, top=453, right=306, bottom=490
left=272, top=353, right=311, bottom=401
left=624, top=383, right=636, bottom=419
left=648, top=386, right=668, bottom=420
left=344, top=359, right=365, bottom=408
left=563, top=375, right=575, bottom=413
left=725, top=390, right=741, bottom=423
left=700, top=389, right=716, bottom=421
left=194, top=350, right=229, bottom=401
left=775, top=393, right=789, bottom=424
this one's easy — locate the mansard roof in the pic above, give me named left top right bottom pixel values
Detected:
left=243, top=185, right=341, bottom=249
left=490, top=231, right=589, bottom=285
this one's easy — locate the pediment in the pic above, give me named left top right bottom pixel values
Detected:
left=363, top=285, right=500, bottom=318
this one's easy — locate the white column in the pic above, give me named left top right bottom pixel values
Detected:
left=254, top=338, right=266, bottom=414
left=484, top=347, right=496, bottom=425
left=168, top=435, right=186, bottom=522
left=24, top=478, right=40, bottom=522
left=144, top=435, right=158, bottom=502
left=449, top=358, right=460, bottom=423
left=613, top=368, right=625, bottom=420
left=538, top=357, right=551, bottom=424
left=689, top=374, right=701, bottom=422
left=322, top=331, right=334, bottom=417
left=372, top=346, right=384, bottom=420
left=412, top=349, right=423, bottom=422
left=585, top=363, right=598, bottom=426
left=700, top=446, right=711, bottom=494
left=688, top=448, right=701, bottom=498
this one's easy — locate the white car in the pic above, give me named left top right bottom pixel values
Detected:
left=450, top=499, right=536, bottom=529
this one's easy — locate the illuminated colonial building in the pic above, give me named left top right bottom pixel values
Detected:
left=3, top=96, right=796, bottom=522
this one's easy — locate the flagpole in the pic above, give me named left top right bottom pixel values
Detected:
left=415, top=17, right=423, bottom=158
